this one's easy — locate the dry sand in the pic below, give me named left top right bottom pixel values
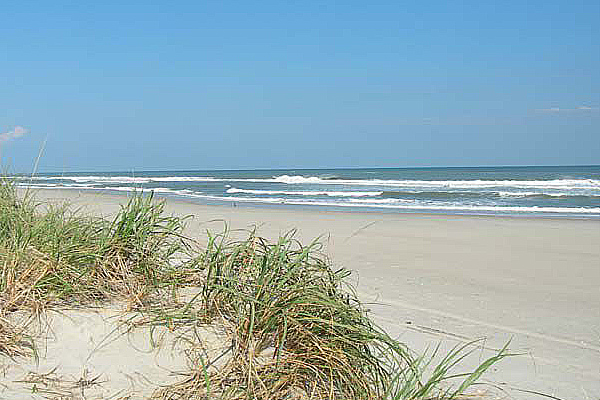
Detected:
left=2, top=303, right=231, bottom=400
left=4, top=188, right=600, bottom=400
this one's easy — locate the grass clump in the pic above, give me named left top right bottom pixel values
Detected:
left=151, top=230, right=510, bottom=400
left=0, top=178, right=191, bottom=358
left=1, top=179, right=189, bottom=309
left=1, top=178, right=509, bottom=399
left=156, top=231, right=391, bottom=399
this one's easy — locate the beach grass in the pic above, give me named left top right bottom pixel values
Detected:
left=0, top=178, right=510, bottom=399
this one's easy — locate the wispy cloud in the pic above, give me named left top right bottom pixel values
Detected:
left=536, top=105, right=599, bottom=113
left=0, top=126, right=28, bottom=143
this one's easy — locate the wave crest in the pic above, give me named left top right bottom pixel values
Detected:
left=226, top=188, right=382, bottom=197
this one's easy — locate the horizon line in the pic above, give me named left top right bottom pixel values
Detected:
left=17, top=163, right=600, bottom=175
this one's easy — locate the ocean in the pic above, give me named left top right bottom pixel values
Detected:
left=14, top=165, right=600, bottom=218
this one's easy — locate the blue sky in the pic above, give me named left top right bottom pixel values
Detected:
left=1, top=1, right=598, bottom=172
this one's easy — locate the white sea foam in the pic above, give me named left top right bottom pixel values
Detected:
left=20, top=184, right=600, bottom=214
left=348, top=198, right=411, bottom=204
left=271, top=175, right=600, bottom=190
left=24, top=176, right=225, bottom=184
left=191, top=194, right=600, bottom=214
left=27, top=176, right=152, bottom=183
left=21, top=174, right=600, bottom=191
left=496, top=191, right=568, bottom=197
left=226, top=188, right=382, bottom=197
left=18, top=184, right=198, bottom=198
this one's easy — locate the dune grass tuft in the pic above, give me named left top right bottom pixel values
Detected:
left=149, top=229, right=510, bottom=400
left=0, top=178, right=191, bottom=358
left=152, top=230, right=392, bottom=399
left=1, top=178, right=510, bottom=399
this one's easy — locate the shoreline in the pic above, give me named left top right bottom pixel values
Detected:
left=18, top=186, right=600, bottom=222
left=15, top=188, right=600, bottom=399
left=15, top=164, right=600, bottom=219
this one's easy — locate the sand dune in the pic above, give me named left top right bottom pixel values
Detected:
left=5, top=188, right=600, bottom=400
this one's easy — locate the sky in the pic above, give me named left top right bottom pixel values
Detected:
left=1, top=1, right=599, bottom=172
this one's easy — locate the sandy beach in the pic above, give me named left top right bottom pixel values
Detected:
left=5, top=188, right=600, bottom=400
left=4, top=0, right=599, bottom=397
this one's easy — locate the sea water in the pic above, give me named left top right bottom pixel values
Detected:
left=14, top=165, right=600, bottom=218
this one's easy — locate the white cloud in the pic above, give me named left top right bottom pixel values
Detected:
left=0, top=126, right=28, bottom=143
left=536, top=106, right=599, bottom=113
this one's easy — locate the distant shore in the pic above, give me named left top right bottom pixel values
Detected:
left=20, top=188, right=600, bottom=399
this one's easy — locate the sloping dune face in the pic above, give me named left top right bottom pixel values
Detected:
left=1, top=305, right=229, bottom=400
